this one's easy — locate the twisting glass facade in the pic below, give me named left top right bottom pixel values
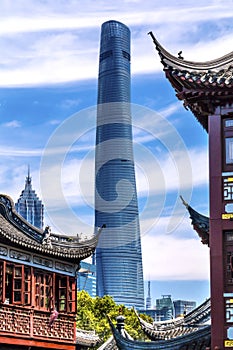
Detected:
left=95, top=20, right=144, bottom=309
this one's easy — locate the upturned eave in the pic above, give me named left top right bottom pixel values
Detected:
left=149, top=32, right=233, bottom=131
left=0, top=194, right=102, bottom=262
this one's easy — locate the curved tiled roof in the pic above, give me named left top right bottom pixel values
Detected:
left=149, top=31, right=233, bottom=131
left=136, top=298, right=211, bottom=341
left=180, top=197, right=209, bottom=246
left=148, top=31, right=233, bottom=72
left=0, top=194, right=102, bottom=262
left=76, top=328, right=100, bottom=347
left=97, top=336, right=117, bottom=350
left=109, top=317, right=211, bottom=350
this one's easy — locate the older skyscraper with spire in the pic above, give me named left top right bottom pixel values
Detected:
left=15, top=168, right=44, bottom=229
left=95, top=20, right=144, bottom=309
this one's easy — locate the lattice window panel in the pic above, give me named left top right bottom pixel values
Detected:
left=33, top=313, right=74, bottom=340
left=0, top=306, right=30, bottom=334
left=224, top=177, right=233, bottom=200
left=226, top=298, right=233, bottom=323
left=226, top=252, right=233, bottom=284
left=35, top=271, right=52, bottom=310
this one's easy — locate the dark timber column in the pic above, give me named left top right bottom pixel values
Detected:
left=209, top=108, right=233, bottom=348
left=209, top=112, right=224, bottom=348
left=149, top=30, right=233, bottom=349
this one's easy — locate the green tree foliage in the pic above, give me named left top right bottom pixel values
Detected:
left=76, top=290, right=153, bottom=344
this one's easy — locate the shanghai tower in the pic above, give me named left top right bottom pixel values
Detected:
left=95, top=20, right=144, bottom=309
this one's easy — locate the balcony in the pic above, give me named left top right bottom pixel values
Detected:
left=0, top=303, right=76, bottom=347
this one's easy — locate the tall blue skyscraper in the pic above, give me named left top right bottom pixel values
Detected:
left=95, top=20, right=144, bottom=309
left=15, top=168, right=44, bottom=229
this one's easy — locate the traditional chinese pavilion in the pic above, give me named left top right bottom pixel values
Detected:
left=94, top=298, right=211, bottom=350
left=107, top=307, right=211, bottom=350
left=149, top=31, right=233, bottom=349
left=0, top=194, right=100, bottom=350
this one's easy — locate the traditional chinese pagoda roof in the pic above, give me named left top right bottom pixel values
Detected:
left=180, top=196, right=209, bottom=246
left=97, top=336, right=117, bottom=350
left=109, top=316, right=211, bottom=350
left=97, top=315, right=133, bottom=350
left=0, top=194, right=102, bottom=262
left=149, top=31, right=233, bottom=131
left=76, top=328, right=100, bottom=348
left=136, top=298, right=211, bottom=341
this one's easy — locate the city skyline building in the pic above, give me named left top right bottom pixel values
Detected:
left=15, top=167, right=44, bottom=229
left=141, top=294, right=197, bottom=322
left=78, top=260, right=96, bottom=298
left=146, top=281, right=152, bottom=310
left=173, top=300, right=196, bottom=318
left=95, top=20, right=144, bottom=309
left=155, top=295, right=174, bottom=321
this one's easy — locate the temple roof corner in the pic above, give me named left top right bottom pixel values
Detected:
left=180, top=196, right=209, bottom=246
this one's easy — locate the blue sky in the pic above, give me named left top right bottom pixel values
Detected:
left=1, top=0, right=233, bottom=306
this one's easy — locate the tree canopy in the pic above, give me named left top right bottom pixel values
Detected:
left=76, top=290, right=153, bottom=345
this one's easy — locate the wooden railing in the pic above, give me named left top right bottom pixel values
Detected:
left=0, top=303, right=75, bottom=343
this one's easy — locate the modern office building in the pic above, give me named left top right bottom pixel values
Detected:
left=95, top=20, right=144, bottom=309
left=155, top=296, right=196, bottom=321
left=173, top=300, right=197, bottom=317
left=78, top=260, right=96, bottom=298
left=173, top=300, right=196, bottom=318
left=15, top=168, right=44, bottom=229
left=155, top=295, right=174, bottom=321
left=141, top=294, right=197, bottom=322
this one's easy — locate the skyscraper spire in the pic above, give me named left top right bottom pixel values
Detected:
left=25, top=164, right=32, bottom=190
left=95, top=20, right=144, bottom=309
left=15, top=167, right=44, bottom=229
left=146, top=280, right=152, bottom=309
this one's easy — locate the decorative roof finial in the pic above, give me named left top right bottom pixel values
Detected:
left=180, top=195, right=188, bottom=208
left=178, top=51, right=184, bottom=60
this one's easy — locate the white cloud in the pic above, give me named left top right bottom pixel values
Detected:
left=2, top=120, right=21, bottom=128
left=48, top=119, right=61, bottom=126
left=60, top=98, right=81, bottom=109
left=0, top=1, right=233, bottom=86
left=37, top=141, right=208, bottom=213
left=142, top=233, right=210, bottom=280
left=158, top=102, right=182, bottom=119
left=0, top=145, right=42, bottom=157
left=134, top=146, right=208, bottom=197
left=0, top=163, right=41, bottom=202
left=36, top=140, right=208, bottom=238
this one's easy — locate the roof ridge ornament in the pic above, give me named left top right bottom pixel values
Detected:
left=178, top=51, right=184, bottom=60
left=180, top=195, right=189, bottom=208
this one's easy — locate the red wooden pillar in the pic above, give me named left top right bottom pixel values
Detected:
left=209, top=109, right=233, bottom=349
left=209, top=112, right=225, bottom=349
